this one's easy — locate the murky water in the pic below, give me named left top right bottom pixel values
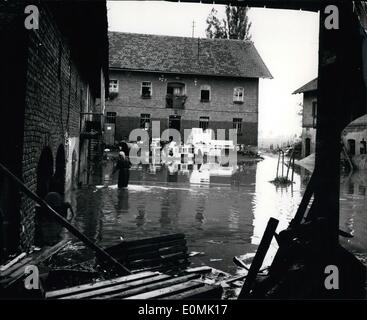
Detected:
left=53, top=154, right=367, bottom=275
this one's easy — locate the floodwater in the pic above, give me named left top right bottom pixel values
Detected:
left=52, top=154, right=367, bottom=275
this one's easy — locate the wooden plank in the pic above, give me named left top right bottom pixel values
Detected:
left=238, top=217, right=279, bottom=298
left=60, top=274, right=172, bottom=299
left=125, top=280, right=203, bottom=300
left=160, top=285, right=223, bottom=300
left=96, top=274, right=201, bottom=299
left=0, top=162, right=131, bottom=276
left=35, top=239, right=71, bottom=263
left=0, top=257, right=33, bottom=278
left=0, top=253, right=26, bottom=272
left=46, top=271, right=158, bottom=299
left=0, top=240, right=71, bottom=288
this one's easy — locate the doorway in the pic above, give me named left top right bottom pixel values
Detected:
left=305, top=138, right=311, bottom=157
left=169, top=115, right=181, bottom=132
left=36, top=147, right=54, bottom=198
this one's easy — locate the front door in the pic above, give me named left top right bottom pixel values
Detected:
left=169, top=115, right=181, bottom=132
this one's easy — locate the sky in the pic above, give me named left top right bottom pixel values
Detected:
left=107, top=1, right=320, bottom=145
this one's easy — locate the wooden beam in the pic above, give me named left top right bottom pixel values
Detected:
left=0, top=162, right=131, bottom=276
left=238, top=217, right=278, bottom=298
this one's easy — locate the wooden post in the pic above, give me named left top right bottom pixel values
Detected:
left=312, top=3, right=356, bottom=248
left=0, top=162, right=131, bottom=276
left=238, top=217, right=279, bottom=299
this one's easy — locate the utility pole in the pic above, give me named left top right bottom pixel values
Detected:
left=192, top=20, right=195, bottom=38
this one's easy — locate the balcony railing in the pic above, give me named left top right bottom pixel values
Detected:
left=80, top=112, right=103, bottom=139
left=166, top=94, right=187, bottom=109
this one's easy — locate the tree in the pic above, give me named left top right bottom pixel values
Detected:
left=205, top=6, right=252, bottom=41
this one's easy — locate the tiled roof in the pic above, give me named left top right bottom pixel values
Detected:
left=293, top=78, right=318, bottom=94
left=109, top=32, right=272, bottom=79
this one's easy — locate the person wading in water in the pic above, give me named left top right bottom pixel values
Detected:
left=113, top=151, right=131, bottom=188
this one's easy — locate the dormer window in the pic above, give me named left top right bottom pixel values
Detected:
left=233, top=87, right=244, bottom=103
left=141, top=81, right=152, bottom=98
left=109, top=80, right=119, bottom=93
left=200, top=85, right=211, bottom=102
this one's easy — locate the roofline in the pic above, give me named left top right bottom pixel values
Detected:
left=292, top=78, right=318, bottom=94
left=109, top=67, right=273, bottom=80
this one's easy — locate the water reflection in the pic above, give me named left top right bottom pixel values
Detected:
left=62, top=154, right=367, bottom=273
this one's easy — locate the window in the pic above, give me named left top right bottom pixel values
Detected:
left=199, top=116, right=209, bottom=130
left=109, top=80, right=119, bottom=93
left=200, top=85, right=211, bottom=102
left=140, top=114, right=151, bottom=130
left=360, top=139, right=367, bottom=155
left=233, top=87, right=244, bottom=103
left=312, top=101, right=317, bottom=128
left=233, top=118, right=243, bottom=135
left=141, top=82, right=152, bottom=98
left=106, top=112, right=116, bottom=124
left=348, top=139, right=356, bottom=156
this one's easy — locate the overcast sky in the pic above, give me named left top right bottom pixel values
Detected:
left=107, top=1, right=319, bottom=144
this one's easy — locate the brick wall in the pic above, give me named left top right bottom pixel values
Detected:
left=106, top=71, right=259, bottom=146
left=16, top=5, right=94, bottom=250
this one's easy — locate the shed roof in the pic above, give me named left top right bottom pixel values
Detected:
left=293, top=78, right=318, bottom=94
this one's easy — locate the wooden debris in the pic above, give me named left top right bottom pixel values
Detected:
left=0, top=253, right=26, bottom=272
left=103, top=233, right=190, bottom=273
left=0, top=239, right=71, bottom=288
left=44, top=269, right=223, bottom=300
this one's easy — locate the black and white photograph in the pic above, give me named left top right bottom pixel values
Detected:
left=0, top=0, right=367, bottom=307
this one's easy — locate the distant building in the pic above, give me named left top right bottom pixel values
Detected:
left=293, top=78, right=318, bottom=158
left=105, top=32, right=272, bottom=148
left=342, top=115, right=367, bottom=169
left=0, top=1, right=109, bottom=260
left=294, top=78, right=367, bottom=169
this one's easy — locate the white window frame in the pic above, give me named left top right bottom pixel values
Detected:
left=233, top=87, right=244, bottom=103
left=109, top=80, right=119, bottom=93
left=141, top=81, right=152, bottom=98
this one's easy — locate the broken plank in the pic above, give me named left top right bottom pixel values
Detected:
left=0, top=257, right=33, bottom=278
left=125, top=280, right=204, bottom=300
left=46, top=271, right=158, bottom=299
left=96, top=273, right=201, bottom=299
left=34, top=240, right=71, bottom=263
left=60, top=274, right=172, bottom=299
left=0, top=253, right=26, bottom=272
left=0, top=240, right=73, bottom=288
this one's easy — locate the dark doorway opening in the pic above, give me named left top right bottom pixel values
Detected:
left=305, top=138, right=311, bottom=157
left=53, top=145, right=66, bottom=195
left=36, top=147, right=54, bottom=198
left=71, top=149, right=78, bottom=190
left=348, top=139, right=356, bottom=156
left=169, top=115, right=181, bottom=132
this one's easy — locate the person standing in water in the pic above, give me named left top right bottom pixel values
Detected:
left=113, top=151, right=131, bottom=188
